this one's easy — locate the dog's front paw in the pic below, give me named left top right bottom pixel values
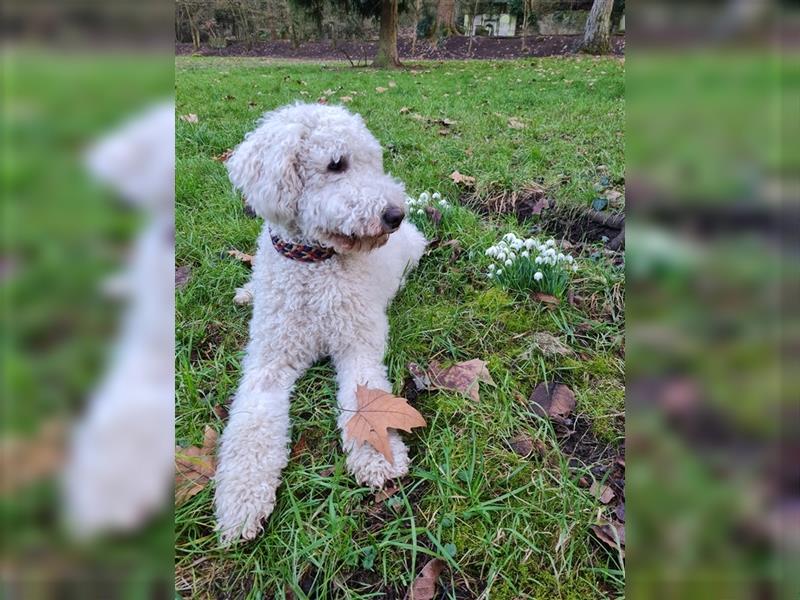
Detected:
left=214, top=482, right=277, bottom=545
left=233, top=285, right=254, bottom=305
left=345, top=431, right=410, bottom=488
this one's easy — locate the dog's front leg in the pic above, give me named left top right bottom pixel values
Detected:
left=333, top=345, right=411, bottom=488
left=214, top=359, right=304, bottom=544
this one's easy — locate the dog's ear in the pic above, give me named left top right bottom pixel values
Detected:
left=226, top=113, right=305, bottom=224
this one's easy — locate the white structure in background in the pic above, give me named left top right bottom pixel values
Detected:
left=464, top=12, right=517, bottom=37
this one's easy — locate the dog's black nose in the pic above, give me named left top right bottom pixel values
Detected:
left=381, top=206, right=405, bottom=231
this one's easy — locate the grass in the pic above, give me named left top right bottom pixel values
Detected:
left=175, top=56, right=625, bottom=598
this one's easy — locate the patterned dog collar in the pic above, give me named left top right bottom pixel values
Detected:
left=270, top=234, right=336, bottom=263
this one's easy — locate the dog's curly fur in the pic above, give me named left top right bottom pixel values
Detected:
left=215, top=103, right=427, bottom=543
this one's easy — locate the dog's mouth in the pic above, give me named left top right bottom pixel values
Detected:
left=325, top=231, right=390, bottom=253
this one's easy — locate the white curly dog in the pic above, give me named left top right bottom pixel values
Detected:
left=215, top=103, right=427, bottom=543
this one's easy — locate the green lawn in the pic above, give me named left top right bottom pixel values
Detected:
left=175, top=56, right=625, bottom=599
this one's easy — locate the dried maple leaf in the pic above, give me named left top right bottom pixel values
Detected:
left=406, top=558, right=446, bottom=600
left=227, top=249, right=254, bottom=265
left=427, top=359, right=495, bottom=402
left=346, top=386, right=426, bottom=465
left=175, top=426, right=217, bottom=505
left=449, top=170, right=476, bottom=187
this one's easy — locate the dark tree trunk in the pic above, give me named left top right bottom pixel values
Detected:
left=433, top=0, right=457, bottom=37
left=373, top=0, right=400, bottom=68
left=581, top=0, right=614, bottom=54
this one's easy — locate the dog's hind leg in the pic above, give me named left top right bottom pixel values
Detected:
left=332, top=335, right=411, bottom=489
left=213, top=355, right=307, bottom=544
left=233, top=279, right=255, bottom=305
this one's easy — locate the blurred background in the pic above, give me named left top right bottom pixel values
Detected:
left=2, top=1, right=175, bottom=596
left=626, top=1, right=798, bottom=598
left=2, top=0, right=797, bottom=598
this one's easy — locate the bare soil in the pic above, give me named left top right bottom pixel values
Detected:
left=176, top=34, right=625, bottom=61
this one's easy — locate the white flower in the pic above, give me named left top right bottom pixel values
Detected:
left=557, top=253, right=565, bottom=261
left=534, top=271, right=543, bottom=281
left=547, top=248, right=557, bottom=257
left=521, top=250, right=530, bottom=258
left=485, top=248, right=495, bottom=257
left=566, top=255, right=574, bottom=263
left=503, top=233, right=516, bottom=243
left=546, top=239, right=556, bottom=248
left=439, top=200, right=448, bottom=207
left=496, top=269, right=503, bottom=275
left=488, top=263, right=496, bottom=271
left=497, top=252, right=507, bottom=261
left=511, top=240, right=524, bottom=251
left=420, top=192, right=430, bottom=203
left=416, top=209, right=424, bottom=215
left=524, top=239, right=536, bottom=250
left=572, top=264, right=578, bottom=272
left=535, top=256, right=543, bottom=264
left=432, top=192, right=441, bottom=200
left=486, top=272, right=494, bottom=279
left=504, top=259, right=513, bottom=266
left=508, top=252, right=516, bottom=260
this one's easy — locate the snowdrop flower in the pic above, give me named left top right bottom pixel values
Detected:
left=546, top=239, right=556, bottom=248
left=572, top=264, right=579, bottom=272
left=497, top=251, right=507, bottom=261
left=496, top=269, right=503, bottom=275
left=485, top=248, right=495, bottom=257
left=416, top=209, right=424, bottom=215
left=503, top=233, right=516, bottom=243
left=439, top=200, right=448, bottom=207
left=420, top=192, right=430, bottom=203
left=486, top=272, right=494, bottom=279
left=505, top=259, right=513, bottom=267
left=508, top=251, right=516, bottom=260
left=566, top=255, right=574, bottom=263
left=432, top=192, right=441, bottom=201
left=488, top=263, right=496, bottom=271
left=534, top=271, right=543, bottom=281
left=524, top=239, right=536, bottom=250
left=521, top=250, right=529, bottom=258
left=557, top=253, right=565, bottom=261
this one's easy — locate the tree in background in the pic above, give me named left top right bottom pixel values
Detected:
left=580, top=0, right=613, bottom=54
left=292, top=0, right=404, bottom=67
left=431, top=0, right=458, bottom=38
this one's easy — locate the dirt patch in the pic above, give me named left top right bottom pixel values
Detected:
left=542, top=205, right=624, bottom=248
left=176, top=34, right=625, bottom=61
left=461, top=183, right=555, bottom=221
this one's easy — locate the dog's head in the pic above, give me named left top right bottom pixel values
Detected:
left=226, top=103, right=406, bottom=253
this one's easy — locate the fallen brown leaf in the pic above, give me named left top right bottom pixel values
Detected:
left=406, top=558, right=446, bottom=600
left=346, top=386, right=426, bottom=464
left=507, top=117, right=526, bottom=130
left=509, top=434, right=534, bottom=457
left=175, top=265, right=192, bottom=289
left=375, top=87, right=388, bottom=93
left=339, top=95, right=353, bottom=103
left=591, top=520, right=625, bottom=557
left=213, top=148, right=234, bottom=163
left=175, top=426, right=217, bottom=505
left=529, top=382, right=576, bottom=418
left=399, top=106, right=410, bottom=114
left=427, top=359, right=495, bottom=402
left=291, top=433, right=308, bottom=458
left=530, top=332, right=573, bottom=357
left=227, top=249, right=254, bottom=265
left=449, top=171, right=476, bottom=187
left=590, top=481, right=616, bottom=504
left=533, top=292, right=560, bottom=305
left=179, top=113, right=198, bottom=123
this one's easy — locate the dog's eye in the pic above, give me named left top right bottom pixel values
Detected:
left=327, top=157, right=347, bottom=173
